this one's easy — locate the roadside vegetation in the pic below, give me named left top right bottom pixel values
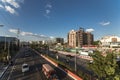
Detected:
left=30, top=43, right=94, bottom=80
left=0, top=42, right=19, bottom=64
left=30, top=42, right=120, bottom=80
left=89, top=51, right=120, bottom=80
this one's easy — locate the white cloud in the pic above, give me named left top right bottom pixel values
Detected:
left=8, top=28, right=51, bottom=41
left=33, top=34, right=47, bottom=38
left=46, top=9, right=50, bottom=14
left=20, top=31, right=47, bottom=38
left=86, top=28, right=94, bottom=32
left=0, top=4, right=4, bottom=9
left=44, top=3, right=52, bottom=18
left=21, top=31, right=33, bottom=36
left=9, top=29, right=18, bottom=33
left=40, top=35, right=46, bottom=37
left=46, top=4, right=52, bottom=8
left=100, top=21, right=110, bottom=26
left=50, top=36, right=54, bottom=39
left=1, top=0, right=20, bottom=8
left=1, top=0, right=24, bottom=14
left=5, top=6, right=16, bottom=14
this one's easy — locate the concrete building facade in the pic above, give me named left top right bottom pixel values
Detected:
left=68, top=28, right=94, bottom=48
left=55, top=38, right=64, bottom=45
left=68, top=30, right=77, bottom=48
left=100, top=36, right=120, bottom=48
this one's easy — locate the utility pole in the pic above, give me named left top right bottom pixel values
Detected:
left=17, top=28, right=20, bottom=49
left=4, top=36, right=6, bottom=50
left=75, top=47, right=78, bottom=73
left=7, top=41, right=10, bottom=61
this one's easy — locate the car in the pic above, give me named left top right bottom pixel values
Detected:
left=22, top=63, right=29, bottom=72
left=89, top=60, right=93, bottom=63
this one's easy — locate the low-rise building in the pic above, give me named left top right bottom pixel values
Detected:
left=100, top=35, right=120, bottom=48
left=0, top=36, right=19, bottom=50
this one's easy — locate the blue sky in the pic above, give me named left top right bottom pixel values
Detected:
left=0, top=0, right=120, bottom=41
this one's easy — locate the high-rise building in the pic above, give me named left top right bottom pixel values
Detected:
left=85, top=32, right=94, bottom=45
left=76, top=28, right=84, bottom=47
left=68, top=28, right=94, bottom=48
left=68, top=30, right=77, bottom=48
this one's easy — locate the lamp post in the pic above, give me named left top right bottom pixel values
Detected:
left=4, top=37, right=6, bottom=50
left=75, top=47, right=78, bottom=73
left=7, top=41, right=10, bottom=61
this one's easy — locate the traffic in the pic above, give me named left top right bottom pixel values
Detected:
left=1, top=47, right=74, bottom=80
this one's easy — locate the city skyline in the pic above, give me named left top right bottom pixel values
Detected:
left=0, top=0, right=120, bottom=41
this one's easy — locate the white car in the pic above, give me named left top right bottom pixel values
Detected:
left=22, top=63, right=29, bottom=73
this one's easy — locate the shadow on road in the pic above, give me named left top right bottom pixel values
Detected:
left=54, top=64, right=69, bottom=80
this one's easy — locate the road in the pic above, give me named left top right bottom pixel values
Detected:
left=41, top=49, right=94, bottom=78
left=2, top=47, right=74, bottom=80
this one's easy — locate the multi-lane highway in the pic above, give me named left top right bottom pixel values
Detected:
left=43, top=49, right=94, bottom=78
left=1, top=47, right=74, bottom=80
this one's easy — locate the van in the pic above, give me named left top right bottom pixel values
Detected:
left=22, top=63, right=29, bottom=72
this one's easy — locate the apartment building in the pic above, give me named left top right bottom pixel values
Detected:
left=68, top=30, right=77, bottom=48
left=68, top=28, right=94, bottom=48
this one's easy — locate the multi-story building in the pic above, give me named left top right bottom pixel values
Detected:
left=68, top=30, right=77, bottom=48
left=68, top=28, right=94, bottom=48
left=100, top=35, right=120, bottom=48
left=55, top=38, right=64, bottom=45
left=0, top=36, right=19, bottom=45
left=76, top=28, right=84, bottom=47
left=0, top=36, right=19, bottom=50
left=85, top=32, right=94, bottom=45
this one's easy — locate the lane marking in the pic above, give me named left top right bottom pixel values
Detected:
left=7, top=53, right=21, bottom=80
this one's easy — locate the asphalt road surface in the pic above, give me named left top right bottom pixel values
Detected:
left=3, top=47, right=74, bottom=80
left=44, top=49, right=94, bottom=77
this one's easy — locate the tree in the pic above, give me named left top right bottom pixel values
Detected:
left=93, top=41, right=100, bottom=45
left=88, top=51, right=120, bottom=80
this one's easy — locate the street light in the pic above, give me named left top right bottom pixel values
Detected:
left=75, top=47, right=78, bottom=73
left=7, top=41, right=11, bottom=61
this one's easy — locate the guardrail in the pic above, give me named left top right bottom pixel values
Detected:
left=0, top=49, right=21, bottom=80
left=0, top=65, right=9, bottom=80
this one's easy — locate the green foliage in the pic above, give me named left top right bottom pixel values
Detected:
left=0, top=50, right=8, bottom=62
left=89, top=51, right=120, bottom=79
left=93, top=40, right=100, bottom=45
left=114, top=75, right=120, bottom=80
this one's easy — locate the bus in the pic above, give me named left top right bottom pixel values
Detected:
left=42, top=64, right=59, bottom=80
